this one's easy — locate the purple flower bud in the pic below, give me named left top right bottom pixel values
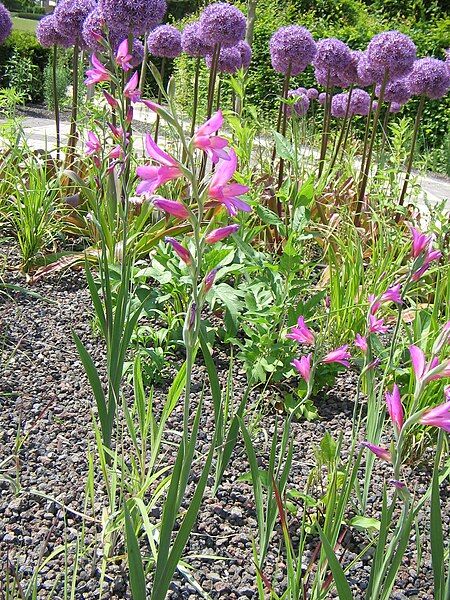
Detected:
left=408, top=57, right=450, bottom=100
left=306, top=87, right=319, bottom=100
left=37, top=13, right=74, bottom=48
left=204, top=268, right=219, bottom=292
left=165, top=236, right=192, bottom=265
left=313, top=38, right=352, bottom=86
left=147, top=24, right=182, bottom=59
left=206, top=46, right=241, bottom=74
left=389, top=102, right=403, bottom=113
left=366, top=30, right=416, bottom=81
left=181, top=21, right=212, bottom=58
left=270, top=26, right=317, bottom=76
left=206, top=224, right=239, bottom=244
left=54, top=0, right=97, bottom=43
left=318, top=92, right=328, bottom=105
left=0, top=1, right=12, bottom=45
left=199, top=2, right=246, bottom=49
left=100, top=0, right=167, bottom=37
left=287, top=89, right=310, bottom=116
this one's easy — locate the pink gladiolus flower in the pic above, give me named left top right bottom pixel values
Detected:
left=292, top=354, right=312, bottom=382
left=354, top=334, right=368, bottom=353
left=153, top=197, right=189, bottom=219
left=287, top=316, right=315, bottom=345
left=368, top=313, right=388, bottom=334
left=193, top=110, right=229, bottom=164
left=410, top=226, right=431, bottom=258
left=322, top=345, right=351, bottom=367
left=109, top=145, right=123, bottom=160
left=420, top=400, right=450, bottom=433
left=124, top=71, right=140, bottom=103
left=381, top=283, right=402, bottom=305
left=85, top=131, right=101, bottom=155
left=412, top=248, right=442, bottom=281
left=445, top=386, right=450, bottom=401
left=368, top=294, right=381, bottom=315
left=360, top=442, right=391, bottom=462
left=140, top=99, right=162, bottom=112
left=115, top=39, right=133, bottom=71
left=205, top=224, right=240, bottom=244
left=409, top=345, right=450, bottom=384
left=165, top=237, right=192, bottom=265
left=208, top=149, right=250, bottom=216
left=103, top=90, right=119, bottom=109
left=385, top=383, right=404, bottom=432
left=85, top=55, right=110, bottom=85
left=390, top=480, right=406, bottom=490
left=409, top=344, right=426, bottom=379
left=136, top=134, right=182, bottom=195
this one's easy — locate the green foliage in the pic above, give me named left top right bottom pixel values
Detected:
left=43, top=57, right=69, bottom=110
left=5, top=49, right=41, bottom=102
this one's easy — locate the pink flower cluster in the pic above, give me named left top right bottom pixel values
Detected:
left=287, top=316, right=351, bottom=382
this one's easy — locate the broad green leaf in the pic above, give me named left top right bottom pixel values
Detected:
left=124, top=503, right=146, bottom=600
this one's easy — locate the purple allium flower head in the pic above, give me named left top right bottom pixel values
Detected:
left=366, top=30, right=416, bottom=81
left=389, top=102, right=403, bottom=113
left=37, top=14, right=74, bottom=48
left=307, top=87, right=319, bottom=100
left=376, top=78, right=411, bottom=104
left=54, top=0, right=97, bottom=43
left=82, top=8, right=107, bottom=52
left=372, top=100, right=379, bottom=111
left=206, top=46, right=241, bottom=73
left=408, top=57, right=450, bottom=99
left=181, top=21, right=212, bottom=57
left=288, top=89, right=310, bottom=116
left=270, top=25, right=317, bottom=76
left=147, top=24, right=182, bottom=58
left=99, top=0, right=166, bottom=37
left=318, top=92, right=328, bottom=105
left=199, top=2, right=246, bottom=49
left=129, top=39, right=145, bottom=67
left=331, top=92, right=350, bottom=117
left=445, top=49, right=450, bottom=75
left=350, top=88, right=371, bottom=115
left=357, top=51, right=384, bottom=86
left=313, top=38, right=352, bottom=85
left=0, top=2, right=12, bottom=45
left=338, top=49, right=363, bottom=87
left=237, top=40, right=251, bottom=69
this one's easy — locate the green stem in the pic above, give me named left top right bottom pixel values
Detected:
left=154, top=58, right=166, bottom=144
left=190, top=57, right=201, bottom=138
left=66, top=42, right=80, bottom=166
left=398, top=95, right=425, bottom=208
left=52, top=44, right=60, bottom=163
left=139, top=33, right=148, bottom=94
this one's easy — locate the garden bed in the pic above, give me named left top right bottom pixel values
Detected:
left=1, top=241, right=447, bottom=599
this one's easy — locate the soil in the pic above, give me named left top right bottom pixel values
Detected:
left=0, top=241, right=447, bottom=599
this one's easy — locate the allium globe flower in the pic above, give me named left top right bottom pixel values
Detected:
left=0, top=2, right=12, bottom=45
left=357, top=52, right=384, bottom=86
left=37, top=14, right=74, bottom=48
left=54, top=0, right=97, bottom=43
left=206, top=46, right=241, bottom=73
left=147, top=24, right=182, bottom=58
left=288, top=89, right=310, bottom=116
left=82, top=8, right=107, bottom=52
left=331, top=92, right=349, bottom=117
left=376, top=78, right=411, bottom=104
left=338, top=49, right=362, bottom=87
left=181, top=21, right=212, bottom=57
left=446, top=49, right=450, bottom=75
left=129, top=39, right=145, bottom=67
left=350, top=88, right=371, bottom=115
left=408, top=57, right=450, bottom=99
left=270, top=26, right=316, bottom=76
left=389, top=102, right=403, bottom=113
left=199, top=2, right=246, bottom=49
left=318, top=92, right=328, bottom=105
left=313, top=38, right=351, bottom=85
left=366, top=30, right=416, bottom=81
left=99, top=0, right=167, bottom=37
left=307, top=87, right=319, bottom=100
left=237, top=40, right=252, bottom=69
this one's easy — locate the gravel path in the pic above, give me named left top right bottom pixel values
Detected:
left=0, top=243, right=448, bottom=599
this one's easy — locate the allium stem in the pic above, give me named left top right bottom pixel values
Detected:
left=216, top=76, right=222, bottom=111
left=276, top=64, right=292, bottom=197
left=357, top=88, right=375, bottom=188
left=327, top=85, right=354, bottom=176
left=379, top=102, right=392, bottom=160
left=317, top=70, right=331, bottom=178
left=398, top=95, right=425, bottom=208
left=154, top=57, right=166, bottom=144
left=206, top=43, right=220, bottom=119
left=189, top=57, right=201, bottom=138
left=52, top=44, right=60, bottom=163
left=139, top=33, right=149, bottom=94
left=271, top=65, right=291, bottom=164
left=355, top=71, right=388, bottom=226
left=66, top=42, right=80, bottom=167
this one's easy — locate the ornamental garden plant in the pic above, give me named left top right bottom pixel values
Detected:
left=0, top=0, right=450, bottom=598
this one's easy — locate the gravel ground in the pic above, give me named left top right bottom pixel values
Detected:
left=0, top=242, right=447, bottom=599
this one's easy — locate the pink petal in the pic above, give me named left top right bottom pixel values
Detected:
left=210, top=148, right=237, bottom=188
left=409, top=345, right=426, bottom=380
left=196, top=109, right=224, bottom=137
left=144, top=134, right=177, bottom=166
